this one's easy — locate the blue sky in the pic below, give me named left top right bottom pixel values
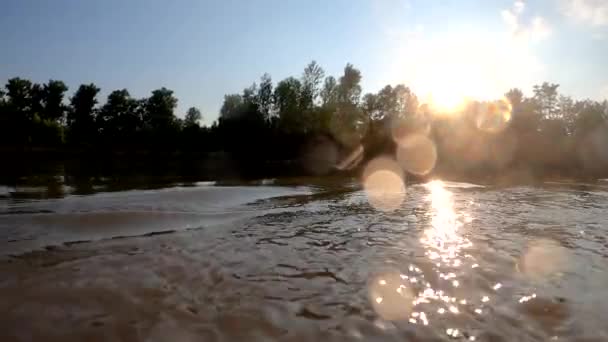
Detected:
left=1, top=0, right=607, bottom=123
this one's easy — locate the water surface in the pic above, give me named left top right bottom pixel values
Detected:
left=2, top=179, right=608, bottom=341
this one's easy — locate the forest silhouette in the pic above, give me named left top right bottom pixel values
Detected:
left=2, top=61, right=608, bottom=182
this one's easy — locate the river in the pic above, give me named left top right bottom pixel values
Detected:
left=2, top=178, right=608, bottom=341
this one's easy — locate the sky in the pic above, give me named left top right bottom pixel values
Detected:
left=1, top=0, right=607, bottom=123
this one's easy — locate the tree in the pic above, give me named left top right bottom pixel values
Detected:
left=362, top=92, right=380, bottom=120
left=145, top=87, right=178, bottom=132
left=180, top=107, right=203, bottom=152
left=4, top=78, right=34, bottom=145
left=338, top=63, right=362, bottom=105
left=98, top=89, right=140, bottom=141
left=257, top=74, right=273, bottom=120
left=505, top=88, right=524, bottom=108
left=557, top=95, right=577, bottom=135
left=184, top=107, right=202, bottom=127
left=320, top=76, right=338, bottom=107
left=41, top=80, right=68, bottom=122
left=573, top=100, right=607, bottom=137
left=220, top=94, right=244, bottom=120
left=67, top=83, right=100, bottom=145
left=274, top=77, right=303, bottom=133
left=363, top=85, right=418, bottom=123
left=533, top=82, right=560, bottom=120
left=217, top=85, right=268, bottom=158
left=300, top=61, right=325, bottom=110
left=5, top=78, right=33, bottom=117
left=392, top=85, right=418, bottom=119
left=507, top=88, right=540, bottom=135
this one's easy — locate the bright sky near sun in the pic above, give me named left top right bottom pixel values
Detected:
left=1, top=0, right=607, bottom=123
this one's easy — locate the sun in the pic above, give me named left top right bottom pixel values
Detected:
left=386, top=30, right=542, bottom=116
left=428, top=87, right=467, bottom=114
left=423, top=66, right=475, bottom=115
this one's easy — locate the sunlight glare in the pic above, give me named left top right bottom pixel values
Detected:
left=368, top=270, right=414, bottom=321
left=362, top=156, right=406, bottom=211
left=476, top=98, right=513, bottom=133
left=428, top=90, right=468, bottom=115
left=395, top=134, right=438, bottom=176
left=421, top=180, right=471, bottom=253
left=518, top=239, right=571, bottom=280
left=383, top=30, right=544, bottom=113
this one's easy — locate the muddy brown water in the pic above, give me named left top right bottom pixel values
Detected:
left=2, top=179, right=608, bottom=341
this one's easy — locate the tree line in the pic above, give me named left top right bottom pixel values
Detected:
left=1, top=61, right=607, bottom=180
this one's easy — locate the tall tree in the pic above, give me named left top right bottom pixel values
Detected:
left=505, top=88, right=524, bottom=108
left=4, top=78, right=34, bottom=144
left=257, top=73, right=273, bottom=121
left=145, top=87, right=178, bottom=131
left=219, top=94, right=244, bottom=120
left=362, top=92, right=380, bottom=120
left=5, top=78, right=33, bottom=118
left=533, top=82, right=560, bottom=120
left=364, top=85, right=418, bottom=121
left=300, top=61, right=325, bottom=110
left=68, top=83, right=100, bottom=144
left=338, top=63, right=362, bottom=105
left=98, top=89, right=139, bottom=140
left=41, top=80, right=68, bottom=122
left=507, top=88, right=540, bottom=134
left=557, top=95, right=577, bottom=135
left=393, top=85, right=418, bottom=119
left=573, top=100, right=607, bottom=137
left=184, top=107, right=202, bottom=127
left=320, top=76, right=338, bottom=107
left=274, top=77, right=303, bottom=133
left=181, top=106, right=203, bottom=152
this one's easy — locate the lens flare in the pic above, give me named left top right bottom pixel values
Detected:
left=395, top=134, right=437, bottom=176
left=336, top=144, right=364, bottom=171
left=391, top=115, right=431, bottom=143
left=578, top=127, right=608, bottom=173
left=362, top=156, right=406, bottom=212
left=475, top=98, right=512, bottom=133
left=518, top=239, right=570, bottom=280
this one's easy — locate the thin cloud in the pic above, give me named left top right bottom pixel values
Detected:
left=502, top=1, right=551, bottom=42
left=560, top=0, right=608, bottom=27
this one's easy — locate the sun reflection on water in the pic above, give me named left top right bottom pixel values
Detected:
left=421, top=180, right=473, bottom=264
left=367, top=180, right=500, bottom=341
left=414, top=181, right=482, bottom=338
